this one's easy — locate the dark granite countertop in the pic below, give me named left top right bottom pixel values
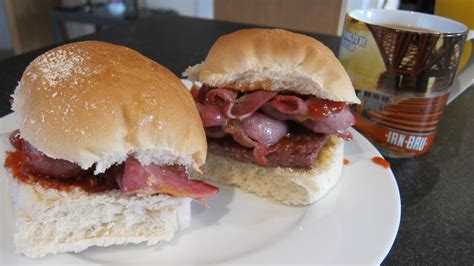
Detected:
left=0, top=14, right=472, bottom=264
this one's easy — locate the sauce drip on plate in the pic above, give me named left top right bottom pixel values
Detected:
left=371, top=156, right=390, bottom=169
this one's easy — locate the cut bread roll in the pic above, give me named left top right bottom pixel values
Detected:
left=2, top=41, right=213, bottom=258
left=184, top=29, right=357, bottom=206
left=195, top=136, right=344, bottom=206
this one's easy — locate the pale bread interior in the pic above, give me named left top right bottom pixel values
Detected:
left=1, top=133, right=191, bottom=258
left=6, top=174, right=191, bottom=258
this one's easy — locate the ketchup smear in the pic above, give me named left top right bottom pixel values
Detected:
left=4, top=149, right=120, bottom=193
left=307, top=98, right=346, bottom=117
left=372, top=156, right=390, bottom=169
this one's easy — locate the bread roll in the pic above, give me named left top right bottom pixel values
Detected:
left=4, top=41, right=210, bottom=258
left=184, top=28, right=360, bottom=104
left=13, top=41, right=206, bottom=174
left=185, top=29, right=356, bottom=205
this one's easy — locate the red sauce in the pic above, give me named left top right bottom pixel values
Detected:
left=4, top=149, right=120, bottom=193
left=307, top=98, right=346, bottom=117
left=343, top=159, right=350, bottom=165
left=191, top=84, right=202, bottom=101
left=9, top=131, right=23, bottom=150
left=371, top=156, right=390, bottom=169
left=198, top=85, right=347, bottom=119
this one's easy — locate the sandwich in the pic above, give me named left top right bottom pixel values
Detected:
left=2, top=41, right=218, bottom=258
left=183, top=28, right=360, bottom=205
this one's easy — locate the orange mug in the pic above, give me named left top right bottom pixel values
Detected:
left=338, top=9, right=474, bottom=158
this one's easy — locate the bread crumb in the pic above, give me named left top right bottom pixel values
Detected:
left=34, top=48, right=91, bottom=88
left=139, top=115, right=154, bottom=126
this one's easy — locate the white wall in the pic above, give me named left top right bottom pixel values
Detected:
left=0, top=0, right=13, bottom=49
left=58, top=0, right=214, bottom=40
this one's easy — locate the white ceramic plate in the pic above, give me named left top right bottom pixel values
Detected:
left=0, top=81, right=401, bottom=264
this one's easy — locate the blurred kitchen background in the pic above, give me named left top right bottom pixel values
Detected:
left=0, top=0, right=435, bottom=61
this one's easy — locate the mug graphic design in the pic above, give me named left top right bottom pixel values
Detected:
left=339, top=9, right=472, bottom=158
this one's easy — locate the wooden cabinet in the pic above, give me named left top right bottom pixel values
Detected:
left=214, top=0, right=347, bottom=36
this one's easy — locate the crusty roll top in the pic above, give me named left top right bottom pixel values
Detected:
left=184, top=28, right=360, bottom=104
left=13, top=41, right=207, bottom=173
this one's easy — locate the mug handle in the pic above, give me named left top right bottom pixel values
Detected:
left=447, top=30, right=474, bottom=104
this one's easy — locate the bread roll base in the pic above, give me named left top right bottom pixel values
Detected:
left=5, top=172, right=191, bottom=258
left=198, top=136, right=344, bottom=205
